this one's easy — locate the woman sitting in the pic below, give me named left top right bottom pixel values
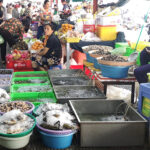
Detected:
left=134, top=47, right=150, bottom=83
left=31, top=23, right=62, bottom=71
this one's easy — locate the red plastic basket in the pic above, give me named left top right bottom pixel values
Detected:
left=83, top=25, right=95, bottom=34
left=70, top=65, right=83, bottom=70
left=72, top=50, right=86, bottom=65
left=6, top=59, right=33, bottom=72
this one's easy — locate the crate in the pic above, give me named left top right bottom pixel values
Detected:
left=96, top=25, right=117, bottom=41
left=0, top=75, right=12, bottom=92
left=83, top=25, right=95, bottom=34
left=70, top=65, right=83, bottom=70
left=72, top=50, right=86, bottom=65
left=11, top=92, right=57, bottom=107
left=11, top=84, right=53, bottom=103
left=13, top=71, right=48, bottom=78
left=66, top=37, right=80, bottom=43
left=97, top=15, right=121, bottom=26
left=6, top=59, right=33, bottom=71
left=0, top=69, right=13, bottom=76
left=12, top=77, right=51, bottom=85
left=131, top=41, right=150, bottom=51
left=138, top=83, right=150, bottom=120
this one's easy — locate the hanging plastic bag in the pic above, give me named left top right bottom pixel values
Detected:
left=111, top=47, right=126, bottom=56
left=0, top=35, right=4, bottom=44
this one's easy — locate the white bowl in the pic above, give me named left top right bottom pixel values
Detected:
left=0, top=132, right=32, bottom=149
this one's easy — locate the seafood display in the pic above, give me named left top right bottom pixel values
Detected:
left=91, top=50, right=111, bottom=55
left=0, top=101, right=32, bottom=113
left=15, top=74, right=47, bottom=77
left=101, top=55, right=128, bottom=62
left=36, top=103, right=77, bottom=130
left=0, top=110, right=34, bottom=134
left=82, top=45, right=113, bottom=52
left=54, top=86, right=105, bottom=99
left=16, top=85, right=52, bottom=93
left=0, top=88, right=10, bottom=103
left=0, top=78, right=11, bottom=86
left=14, top=79, right=49, bottom=84
left=35, top=103, right=70, bottom=116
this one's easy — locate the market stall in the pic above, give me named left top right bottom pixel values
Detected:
left=0, top=0, right=150, bottom=149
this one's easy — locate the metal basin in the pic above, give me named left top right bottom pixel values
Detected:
left=53, top=86, right=106, bottom=104
left=51, top=76, right=92, bottom=87
left=48, top=69, right=85, bottom=78
left=69, top=100, right=147, bottom=147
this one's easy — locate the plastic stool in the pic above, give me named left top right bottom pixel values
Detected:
left=49, top=64, right=62, bottom=70
left=138, top=83, right=150, bottom=120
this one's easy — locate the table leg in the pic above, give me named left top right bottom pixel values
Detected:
left=131, top=82, right=135, bottom=104
left=103, top=83, right=107, bottom=95
left=66, top=42, right=70, bottom=69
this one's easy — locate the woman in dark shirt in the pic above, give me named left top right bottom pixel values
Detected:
left=31, top=23, right=62, bottom=71
left=134, top=47, right=150, bottom=83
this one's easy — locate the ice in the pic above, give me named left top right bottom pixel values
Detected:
left=0, top=110, right=34, bottom=134
left=17, top=85, right=52, bottom=92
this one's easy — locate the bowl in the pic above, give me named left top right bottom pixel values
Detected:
left=0, top=101, right=35, bottom=115
left=0, top=114, right=36, bottom=138
left=0, top=132, right=32, bottom=149
left=38, top=130, right=76, bottom=149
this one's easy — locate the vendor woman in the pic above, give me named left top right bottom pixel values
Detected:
left=134, top=47, right=150, bottom=83
left=31, top=23, right=62, bottom=71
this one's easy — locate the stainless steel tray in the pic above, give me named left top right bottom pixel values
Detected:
left=48, top=69, right=85, bottom=78
left=50, top=76, right=92, bottom=87
left=53, top=86, right=106, bottom=103
left=69, top=100, right=147, bottom=147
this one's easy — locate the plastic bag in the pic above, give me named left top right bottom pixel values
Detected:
left=0, top=35, right=4, bottom=44
left=111, top=47, right=126, bottom=56
left=107, top=86, right=131, bottom=103
left=0, top=88, right=10, bottom=103
left=36, top=103, right=70, bottom=115
left=0, top=110, right=34, bottom=134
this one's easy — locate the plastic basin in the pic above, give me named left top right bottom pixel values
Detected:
left=0, top=114, right=36, bottom=137
left=99, top=64, right=130, bottom=79
left=36, top=123, right=73, bottom=135
left=0, top=132, right=32, bottom=149
left=38, top=130, right=75, bottom=149
left=0, top=101, right=35, bottom=115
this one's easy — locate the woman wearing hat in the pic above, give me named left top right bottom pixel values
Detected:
left=134, top=47, right=150, bottom=83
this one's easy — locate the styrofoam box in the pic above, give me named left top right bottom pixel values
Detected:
left=96, top=15, right=121, bottom=26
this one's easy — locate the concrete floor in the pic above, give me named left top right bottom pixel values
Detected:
left=0, top=129, right=149, bottom=150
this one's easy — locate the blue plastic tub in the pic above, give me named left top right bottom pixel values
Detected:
left=99, top=64, right=131, bottom=79
left=86, top=53, right=95, bottom=63
left=39, top=130, right=75, bottom=149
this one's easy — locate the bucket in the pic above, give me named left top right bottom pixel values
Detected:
left=142, top=97, right=150, bottom=117
left=38, top=130, right=75, bottom=149
left=0, top=132, right=32, bottom=149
